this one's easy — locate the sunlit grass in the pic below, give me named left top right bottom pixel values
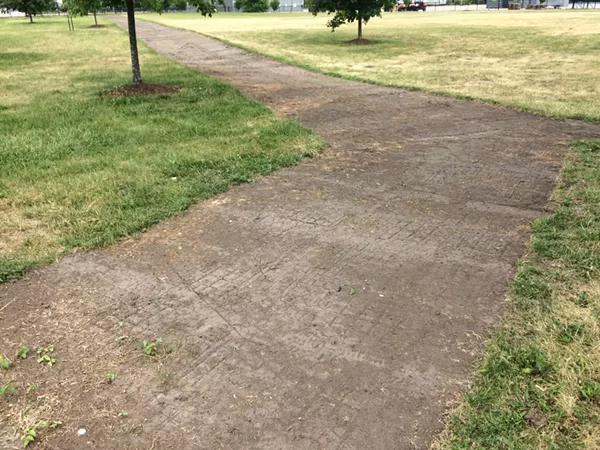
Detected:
left=142, top=10, right=600, bottom=122
left=0, top=17, right=322, bottom=281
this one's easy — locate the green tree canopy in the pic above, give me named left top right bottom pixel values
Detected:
left=238, top=0, right=268, bottom=12
left=69, top=0, right=103, bottom=24
left=311, top=0, right=395, bottom=41
left=269, top=0, right=279, bottom=9
left=4, top=0, right=56, bottom=22
left=188, top=0, right=218, bottom=14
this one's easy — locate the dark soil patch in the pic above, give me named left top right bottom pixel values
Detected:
left=347, top=38, right=372, bottom=45
left=89, top=24, right=106, bottom=28
left=104, top=83, right=181, bottom=97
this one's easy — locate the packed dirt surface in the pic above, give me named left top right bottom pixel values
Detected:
left=2, top=17, right=600, bottom=450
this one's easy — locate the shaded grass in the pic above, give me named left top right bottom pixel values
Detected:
left=433, top=140, right=600, bottom=449
left=142, top=10, right=600, bottom=123
left=0, top=17, right=323, bottom=282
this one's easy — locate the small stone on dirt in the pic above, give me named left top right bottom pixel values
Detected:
left=77, top=428, right=86, bottom=436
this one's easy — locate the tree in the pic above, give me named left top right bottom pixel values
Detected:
left=188, top=0, right=217, bottom=15
left=269, top=0, right=279, bottom=9
left=7, top=0, right=55, bottom=22
left=234, top=0, right=242, bottom=8
left=106, top=0, right=215, bottom=85
left=171, top=0, right=187, bottom=8
left=311, top=0, right=395, bottom=42
left=125, top=0, right=217, bottom=85
left=240, top=0, right=268, bottom=11
left=70, top=0, right=103, bottom=25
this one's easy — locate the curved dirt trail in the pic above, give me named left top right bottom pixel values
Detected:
left=2, top=17, right=600, bottom=450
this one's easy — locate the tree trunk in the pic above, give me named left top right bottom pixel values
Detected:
left=29, top=13, right=33, bottom=23
left=94, top=12, right=97, bottom=25
left=357, top=18, right=362, bottom=40
left=126, top=0, right=142, bottom=85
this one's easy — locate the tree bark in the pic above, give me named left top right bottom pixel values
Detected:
left=29, top=13, right=33, bottom=23
left=94, top=12, right=97, bottom=25
left=126, top=0, right=142, bottom=85
left=357, top=18, right=362, bottom=40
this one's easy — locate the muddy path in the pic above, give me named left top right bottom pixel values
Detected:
left=1, top=17, right=599, bottom=450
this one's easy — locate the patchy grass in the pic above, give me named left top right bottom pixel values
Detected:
left=432, top=140, right=600, bottom=449
left=0, top=17, right=322, bottom=282
left=142, top=10, right=600, bottom=122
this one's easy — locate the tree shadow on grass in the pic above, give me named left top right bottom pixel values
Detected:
left=0, top=52, right=45, bottom=69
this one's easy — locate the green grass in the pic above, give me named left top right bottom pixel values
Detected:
left=0, top=17, right=322, bottom=282
left=432, top=140, right=600, bottom=449
left=142, top=10, right=600, bottom=122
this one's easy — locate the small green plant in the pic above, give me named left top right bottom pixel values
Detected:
left=349, top=288, right=355, bottom=295
left=22, top=428, right=36, bottom=447
left=0, top=353, right=11, bottom=369
left=21, top=421, right=62, bottom=447
left=0, top=382, right=16, bottom=398
left=118, top=411, right=129, bottom=417
left=573, top=291, right=590, bottom=308
left=106, top=372, right=115, bottom=384
left=27, top=383, right=38, bottom=393
left=557, top=323, right=586, bottom=344
left=118, top=321, right=125, bottom=327
left=579, top=379, right=600, bottom=402
left=36, top=345, right=56, bottom=367
left=142, top=338, right=163, bottom=356
left=15, top=344, right=30, bottom=360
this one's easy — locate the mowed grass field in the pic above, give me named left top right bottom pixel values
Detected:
left=0, top=17, right=321, bottom=282
left=142, top=10, right=600, bottom=122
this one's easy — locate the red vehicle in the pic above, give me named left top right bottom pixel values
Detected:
left=408, top=1, right=427, bottom=10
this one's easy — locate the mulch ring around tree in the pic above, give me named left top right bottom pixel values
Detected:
left=347, top=38, right=372, bottom=45
left=89, top=24, right=106, bottom=28
left=103, top=83, right=182, bottom=97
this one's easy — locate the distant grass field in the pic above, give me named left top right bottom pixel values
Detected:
left=142, top=10, right=600, bottom=122
left=0, top=17, right=321, bottom=282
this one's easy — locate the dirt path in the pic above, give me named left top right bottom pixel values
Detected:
left=2, top=18, right=600, bottom=450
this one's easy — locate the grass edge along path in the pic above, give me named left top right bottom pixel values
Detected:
left=433, top=140, right=600, bottom=449
left=0, top=18, right=324, bottom=283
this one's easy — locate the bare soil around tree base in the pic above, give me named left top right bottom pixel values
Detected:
left=103, top=82, right=181, bottom=97
left=1, top=17, right=599, bottom=450
left=347, top=38, right=372, bottom=45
